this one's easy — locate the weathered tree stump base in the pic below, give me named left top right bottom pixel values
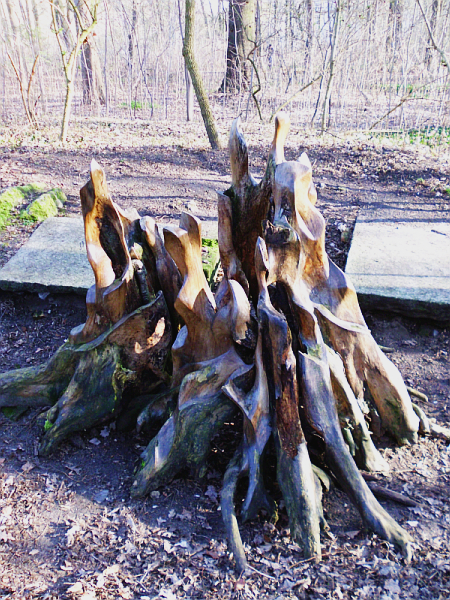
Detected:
left=0, top=116, right=440, bottom=574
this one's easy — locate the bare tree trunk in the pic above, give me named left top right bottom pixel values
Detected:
left=185, top=66, right=194, bottom=121
left=126, top=0, right=137, bottom=115
left=320, top=0, right=341, bottom=132
left=78, top=0, right=105, bottom=106
left=3, top=0, right=29, bottom=83
left=304, top=0, right=314, bottom=83
left=220, top=0, right=257, bottom=93
left=386, top=0, right=402, bottom=58
left=424, top=0, right=441, bottom=68
left=418, top=0, right=449, bottom=75
left=177, top=0, right=194, bottom=122
left=50, top=0, right=99, bottom=142
left=183, top=0, right=221, bottom=149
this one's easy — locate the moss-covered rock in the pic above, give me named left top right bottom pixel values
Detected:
left=0, top=183, right=46, bottom=229
left=48, top=188, right=67, bottom=209
left=27, top=193, right=59, bottom=222
left=24, top=187, right=66, bottom=222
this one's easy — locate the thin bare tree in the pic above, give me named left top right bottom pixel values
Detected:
left=50, top=0, right=100, bottom=142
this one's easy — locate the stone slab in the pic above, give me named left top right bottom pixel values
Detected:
left=0, top=217, right=94, bottom=295
left=345, top=212, right=450, bottom=321
left=0, top=215, right=218, bottom=296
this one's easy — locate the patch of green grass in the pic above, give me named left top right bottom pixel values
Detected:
left=201, top=239, right=220, bottom=285
left=120, top=101, right=153, bottom=110
left=201, top=238, right=219, bottom=248
left=445, top=187, right=450, bottom=197
left=370, top=125, right=450, bottom=148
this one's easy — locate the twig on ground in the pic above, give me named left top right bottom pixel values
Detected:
left=367, top=482, right=420, bottom=507
left=379, top=345, right=395, bottom=353
left=407, top=387, right=428, bottom=403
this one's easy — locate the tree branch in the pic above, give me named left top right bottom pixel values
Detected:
left=270, top=74, right=321, bottom=121
left=416, top=0, right=450, bottom=76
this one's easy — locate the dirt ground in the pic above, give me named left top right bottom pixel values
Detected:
left=0, top=121, right=449, bottom=600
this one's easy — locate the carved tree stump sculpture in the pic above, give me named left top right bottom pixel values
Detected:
left=0, top=115, right=438, bottom=574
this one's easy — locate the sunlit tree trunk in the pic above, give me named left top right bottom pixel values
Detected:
left=220, top=0, right=257, bottom=93
left=183, top=0, right=221, bottom=149
left=304, top=0, right=314, bottom=83
left=78, top=0, right=105, bottom=106
left=50, top=0, right=99, bottom=142
left=321, top=0, right=341, bottom=132
left=424, top=0, right=442, bottom=69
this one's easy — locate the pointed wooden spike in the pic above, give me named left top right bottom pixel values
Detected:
left=179, top=211, right=202, bottom=254
left=297, top=152, right=312, bottom=170
left=89, top=158, right=109, bottom=198
left=229, top=117, right=250, bottom=189
left=271, top=111, right=290, bottom=165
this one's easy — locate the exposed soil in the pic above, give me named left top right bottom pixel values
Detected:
left=0, top=122, right=449, bottom=599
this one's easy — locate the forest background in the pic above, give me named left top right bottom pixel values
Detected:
left=0, top=0, right=450, bottom=146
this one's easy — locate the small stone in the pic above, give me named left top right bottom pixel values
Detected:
left=185, top=200, right=198, bottom=213
left=94, top=489, right=109, bottom=503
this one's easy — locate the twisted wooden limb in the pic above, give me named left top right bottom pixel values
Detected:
left=133, top=214, right=251, bottom=496
left=39, top=294, right=171, bottom=455
left=267, top=149, right=419, bottom=446
left=140, top=215, right=182, bottom=334
left=300, top=348, right=412, bottom=561
left=326, top=345, right=390, bottom=473
left=261, top=154, right=413, bottom=558
left=72, top=160, right=140, bottom=345
left=0, top=162, right=173, bottom=452
left=0, top=345, right=78, bottom=408
left=256, top=239, right=322, bottom=559
left=219, top=113, right=290, bottom=301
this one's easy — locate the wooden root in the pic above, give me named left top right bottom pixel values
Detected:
left=0, top=161, right=174, bottom=453
left=1, top=115, right=442, bottom=574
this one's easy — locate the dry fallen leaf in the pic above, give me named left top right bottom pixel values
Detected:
left=21, top=461, right=35, bottom=473
left=67, top=581, right=83, bottom=594
left=66, top=524, right=81, bottom=547
left=346, top=530, right=360, bottom=538
left=384, top=578, right=401, bottom=595
left=103, top=564, right=120, bottom=577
